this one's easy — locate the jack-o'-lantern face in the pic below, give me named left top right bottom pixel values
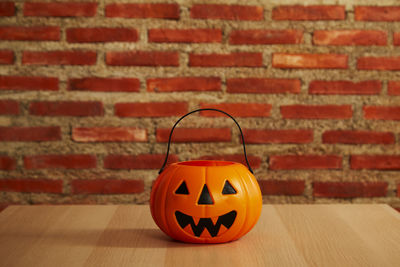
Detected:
left=173, top=179, right=238, bottom=238
left=150, top=161, right=262, bottom=243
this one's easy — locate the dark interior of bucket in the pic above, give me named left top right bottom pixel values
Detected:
left=177, top=160, right=235, bottom=167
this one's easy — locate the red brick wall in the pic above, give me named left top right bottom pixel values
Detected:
left=0, top=1, right=399, bottom=210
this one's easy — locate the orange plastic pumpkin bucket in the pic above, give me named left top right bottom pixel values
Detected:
left=150, top=109, right=262, bottom=243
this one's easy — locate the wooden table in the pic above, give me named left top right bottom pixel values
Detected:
left=0, top=205, right=399, bottom=267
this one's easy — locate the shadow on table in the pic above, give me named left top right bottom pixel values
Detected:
left=7, top=228, right=228, bottom=248
left=94, top=228, right=203, bottom=248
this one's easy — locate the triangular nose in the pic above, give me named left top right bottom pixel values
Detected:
left=197, top=184, right=214, bottom=205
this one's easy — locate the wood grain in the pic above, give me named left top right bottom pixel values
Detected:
left=0, top=205, right=399, bottom=267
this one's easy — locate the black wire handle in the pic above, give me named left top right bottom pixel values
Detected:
left=158, top=108, right=254, bottom=174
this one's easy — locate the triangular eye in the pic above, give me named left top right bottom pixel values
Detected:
left=222, top=180, right=237, bottom=194
left=175, top=181, right=189, bottom=195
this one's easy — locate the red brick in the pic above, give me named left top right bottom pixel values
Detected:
left=0, top=26, right=60, bottom=41
left=106, top=51, right=179, bottom=66
left=0, top=76, right=58, bottom=91
left=309, top=80, right=381, bottom=95
left=357, top=56, right=400, bottom=70
left=24, top=2, right=97, bottom=17
left=388, top=81, right=400, bottom=95
left=363, top=106, right=400, bottom=120
left=0, top=127, right=61, bottom=141
left=323, top=130, right=395, bottom=144
left=0, top=50, right=13, bottom=64
left=281, top=105, right=353, bottom=119
left=149, top=29, right=222, bottom=43
left=230, top=29, right=303, bottom=45
left=147, top=77, right=221, bottom=92
left=273, top=5, right=345, bottom=20
left=227, top=78, right=301, bottom=94
left=269, top=155, right=342, bottom=170
left=258, top=180, right=305, bottom=195
left=273, top=53, right=348, bottom=69
left=156, top=128, right=231, bottom=143
left=0, top=2, right=15, bottom=16
left=29, top=101, right=103, bottom=117
left=0, top=156, right=16, bottom=170
left=313, top=30, right=386, bottom=46
left=198, top=154, right=262, bottom=169
left=23, top=51, right=96, bottom=66
left=191, top=4, right=263, bottom=21
left=71, top=179, right=144, bottom=194
left=351, top=155, right=400, bottom=170
left=244, top=129, right=313, bottom=144
left=115, top=102, right=187, bottom=117
left=0, top=100, right=19, bottom=115
left=189, top=52, right=262, bottom=67
left=72, top=127, right=147, bottom=142
left=393, top=33, right=400, bottom=46
left=313, top=182, right=388, bottom=198
left=0, top=179, right=63, bottom=193
left=200, top=103, right=271, bottom=117
left=104, top=154, right=178, bottom=169
left=68, top=77, right=140, bottom=92
left=355, top=6, right=400, bottom=21
left=24, top=154, right=96, bottom=169
left=106, top=3, right=179, bottom=19
left=67, top=27, right=138, bottom=43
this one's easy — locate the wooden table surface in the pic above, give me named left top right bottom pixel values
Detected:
left=0, top=204, right=399, bottom=267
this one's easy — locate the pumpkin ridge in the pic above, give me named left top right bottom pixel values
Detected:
left=162, top=166, right=179, bottom=237
left=231, top=166, right=249, bottom=241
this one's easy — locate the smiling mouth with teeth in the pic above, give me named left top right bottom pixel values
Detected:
left=175, top=210, right=237, bottom=238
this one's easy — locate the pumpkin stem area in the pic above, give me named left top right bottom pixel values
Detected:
left=176, top=160, right=236, bottom=167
